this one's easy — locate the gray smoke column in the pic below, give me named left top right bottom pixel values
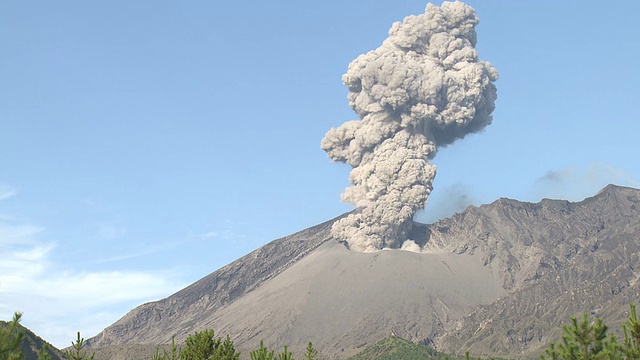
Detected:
left=321, top=1, right=498, bottom=252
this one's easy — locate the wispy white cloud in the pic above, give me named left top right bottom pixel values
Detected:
left=0, top=224, right=44, bottom=245
left=96, top=223, right=126, bottom=240
left=200, top=231, right=218, bottom=238
left=532, top=163, right=640, bottom=202
left=87, top=248, right=166, bottom=265
left=0, top=237, right=186, bottom=348
left=0, top=208, right=186, bottom=348
left=199, top=219, right=248, bottom=241
left=200, top=228, right=247, bottom=241
left=0, top=183, right=18, bottom=201
left=0, top=242, right=54, bottom=278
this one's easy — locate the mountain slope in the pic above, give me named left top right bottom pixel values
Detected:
left=88, top=213, right=344, bottom=348
left=434, top=185, right=640, bottom=356
left=202, top=239, right=506, bottom=358
left=88, top=185, right=640, bottom=359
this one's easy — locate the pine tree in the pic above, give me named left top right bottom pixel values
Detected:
left=179, top=329, right=220, bottom=360
left=543, top=342, right=559, bottom=360
left=36, top=344, right=52, bottom=360
left=214, top=335, right=240, bottom=360
left=303, top=342, right=318, bottom=360
left=541, top=313, right=617, bottom=360
left=276, top=345, right=292, bottom=360
left=541, top=310, right=633, bottom=360
left=151, top=336, right=180, bottom=360
left=623, top=304, right=640, bottom=360
left=0, top=312, right=24, bottom=360
left=250, top=341, right=274, bottom=360
left=65, top=332, right=94, bottom=360
left=559, top=314, right=609, bottom=360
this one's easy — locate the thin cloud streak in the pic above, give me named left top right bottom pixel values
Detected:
left=0, top=222, right=186, bottom=348
left=0, top=184, right=18, bottom=201
left=200, top=231, right=218, bottom=238
left=532, top=163, right=640, bottom=202
left=87, top=247, right=168, bottom=265
left=0, top=224, right=44, bottom=245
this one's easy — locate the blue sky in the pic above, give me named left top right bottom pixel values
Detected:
left=1, top=0, right=639, bottom=348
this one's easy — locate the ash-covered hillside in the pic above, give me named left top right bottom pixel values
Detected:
left=87, top=185, right=640, bottom=359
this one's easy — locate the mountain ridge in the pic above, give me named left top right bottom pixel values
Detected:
left=87, top=184, right=640, bottom=359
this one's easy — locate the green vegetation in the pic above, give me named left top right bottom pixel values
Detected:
left=622, top=304, right=640, bottom=359
left=0, top=312, right=24, bottom=360
left=151, top=337, right=180, bottom=360
left=250, top=341, right=274, bottom=360
left=247, top=341, right=316, bottom=360
left=303, top=342, right=319, bottom=360
left=541, top=304, right=640, bottom=360
left=179, top=330, right=239, bottom=360
left=276, top=345, right=293, bottom=360
left=349, top=305, right=640, bottom=360
left=36, top=345, right=51, bottom=360
left=4, top=303, right=640, bottom=360
left=1, top=313, right=63, bottom=360
left=348, top=336, right=453, bottom=360
left=151, top=331, right=240, bottom=360
left=65, top=332, right=94, bottom=360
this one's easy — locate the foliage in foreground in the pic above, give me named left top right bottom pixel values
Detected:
left=0, top=312, right=24, bottom=360
left=65, top=332, right=94, bottom=360
left=541, top=304, right=640, bottom=360
left=152, top=330, right=240, bottom=360
left=6, top=303, right=640, bottom=360
left=348, top=336, right=452, bottom=360
left=0, top=313, right=65, bottom=360
left=180, top=330, right=239, bottom=360
left=36, top=345, right=51, bottom=360
left=249, top=341, right=303, bottom=360
left=151, top=334, right=319, bottom=360
left=151, top=337, right=180, bottom=360
left=303, top=342, right=319, bottom=360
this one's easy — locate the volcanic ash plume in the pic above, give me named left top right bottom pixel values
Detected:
left=321, top=1, right=498, bottom=252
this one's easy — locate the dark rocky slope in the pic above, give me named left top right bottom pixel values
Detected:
left=433, top=184, right=640, bottom=356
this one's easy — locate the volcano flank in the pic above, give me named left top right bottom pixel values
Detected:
left=87, top=185, right=640, bottom=359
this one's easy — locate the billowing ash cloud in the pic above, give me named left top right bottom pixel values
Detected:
left=321, top=1, right=498, bottom=252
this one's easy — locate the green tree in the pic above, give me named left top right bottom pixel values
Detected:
left=65, top=332, right=94, bottom=360
left=541, top=313, right=613, bottom=360
left=543, top=342, right=560, bottom=360
left=179, top=329, right=220, bottom=360
left=178, top=329, right=240, bottom=360
left=622, top=304, right=640, bottom=360
left=151, top=336, right=180, bottom=360
left=564, top=314, right=608, bottom=360
left=303, top=342, right=318, bottom=360
left=0, top=312, right=24, bottom=360
left=540, top=305, right=640, bottom=360
left=276, top=345, right=292, bottom=360
left=37, top=344, right=52, bottom=360
left=250, top=341, right=274, bottom=360
left=215, top=335, right=240, bottom=360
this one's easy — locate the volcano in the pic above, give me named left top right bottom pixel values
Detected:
left=87, top=185, right=640, bottom=359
